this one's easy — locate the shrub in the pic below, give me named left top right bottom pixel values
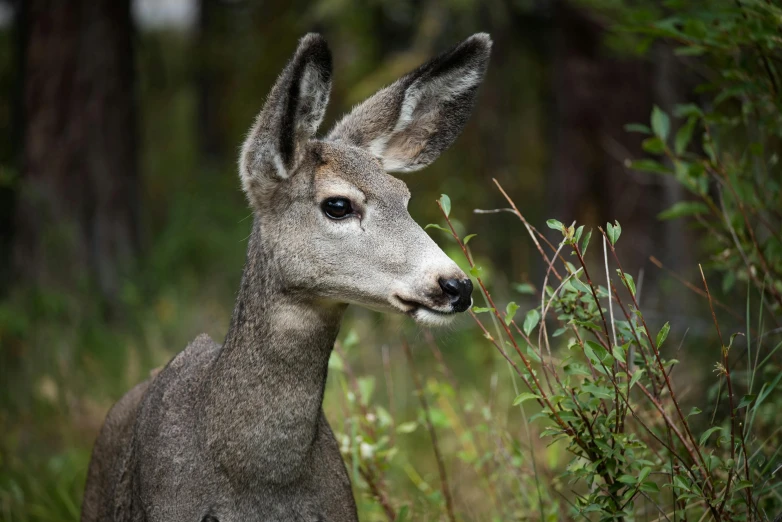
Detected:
left=335, top=2, right=782, bottom=519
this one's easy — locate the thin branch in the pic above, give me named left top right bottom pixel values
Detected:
left=401, top=338, right=456, bottom=522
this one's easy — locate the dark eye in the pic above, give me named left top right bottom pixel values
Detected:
left=322, top=197, right=353, bottom=220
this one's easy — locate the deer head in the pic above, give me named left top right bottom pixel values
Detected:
left=239, top=33, right=491, bottom=326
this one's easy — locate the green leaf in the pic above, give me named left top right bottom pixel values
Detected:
left=582, top=382, right=613, bottom=399
left=651, top=105, right=670, bottom=141
left=675, top=116, right=697, bottom=155
left=629, top=370, right=645, bottom=389
left=617, top=270, right=635, bottom=295
left=658, top=201, right=710, bottom=220
left=514, top=283, right=535, bottom=295
left=673, top=475, right=691, bottom=492
left=513, top=392, right=540, bottom=406
left=639, top=467, right=651, bottom=483
left=583, top=340, right=604, bottom=365
left=607, top=221, right=622, bottom=245
left=425, top=223, right=450, bottom=233
left=546, top=219, right=565, bottom=233
left=394, top=505, right=410, bottom=522
left=687, top=406, right=702, bottom=418
left=574, top=225, right=584, bottom=243
left=611, top=344, right=626, bottom=364
left=618, top=474, right=637, bottom=484
left=439, top=194, right=451, bottom=217
left=463, top=233, right=477, bottom=245
left=642, top=136, right=665, bottom=154
left=328, top=351, right=344, bottom=372
left=505, top=302, right=519, bottom=326
left=469, top=265, right=482, bottom=277
left=624, top=123, right=651, bottom=134
left=735, top=480, right=753, bottom=491
left=656, top=322, right=671, bottom=347
left=738, top=394, right=756, bottom=409
left=627, top=159, right=671, bottom=174
left=396, top=421, right=418, bottom=434
left=523, top=308, right=541, bottom=336
left=699, top=426, right=724, bottom=447
left=556, top=411, right=579, bottom=423
left=581, top=229, right=592, bottom=256
left=673, top=103, right=703, bottom=118
left=571, top=278, right=591, bottom=294
left=571, top=319, right=601, bottom=331
left=472, top=306, right=494, bottom=314
left=564, top=363, right=591, bottom=377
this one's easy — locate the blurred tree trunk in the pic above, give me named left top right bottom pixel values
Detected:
left=549, top=0, right=693, bottom=309
left=197, top=0, right=227, bottom=162
left=0, top=0, right=21, bottom=294
left=14, top=0, right=139, bottom=302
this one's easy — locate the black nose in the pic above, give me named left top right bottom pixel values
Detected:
left=438, top=278, right=473, bottom=313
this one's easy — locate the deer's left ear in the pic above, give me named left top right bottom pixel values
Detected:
left=240, top=34, right=332, bottom=207
left=327, top=33, right=491, bottom=172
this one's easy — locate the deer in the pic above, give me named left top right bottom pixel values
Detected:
left=81, top=32, right=491, bottom=522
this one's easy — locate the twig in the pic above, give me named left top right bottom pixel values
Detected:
left=422, top=330, right=506, bottom=518
left=491, top=179, right=564, bottom=281
left=649, top=255, right=745, bottom=324
left=359, top=467, right=397, bottom=521
left=401, top=338, right=456, bottom=522
left=601, top=229, right=716, bottom=501
left=700, top=265, right=753, bottom=518
left=381, top=344, right=396, bottom=446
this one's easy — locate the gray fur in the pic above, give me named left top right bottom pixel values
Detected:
left=82, top=33, right=490, bottom=522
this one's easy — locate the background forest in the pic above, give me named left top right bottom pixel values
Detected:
left=1, top=0, right=781, bottom=520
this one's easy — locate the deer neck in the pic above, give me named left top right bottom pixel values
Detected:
left=203, top=216, right=346, bottom=486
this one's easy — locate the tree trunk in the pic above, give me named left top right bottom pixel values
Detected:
left=549, top=0, right=693, bottom=310
left=197, top=0, right=227, bottom=162
left=15, top=0, right=139, bottom=302
left=0, top=1, right=21, bottom=294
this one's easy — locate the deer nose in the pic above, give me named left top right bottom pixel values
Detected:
left=438, top=278, right=473, bottom=312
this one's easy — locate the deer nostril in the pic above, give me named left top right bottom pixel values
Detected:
left=438, top=278, right=473, bottom=312
left=439, top=278, right=462, bottom=297
left=462, top=278, right=473, bottom=299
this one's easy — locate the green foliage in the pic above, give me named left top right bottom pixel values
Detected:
left=346, top=190, right=780, bottom=519
left=618, top=0, right=782, bottom=312
left=339, top=6, right=782, bottom=506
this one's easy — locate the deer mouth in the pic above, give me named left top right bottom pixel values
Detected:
left=394, top=296, right=459, bottom=320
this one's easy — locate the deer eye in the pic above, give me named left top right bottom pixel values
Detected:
left=322, top=197, right=353, bottom=220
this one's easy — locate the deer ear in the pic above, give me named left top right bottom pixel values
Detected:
left=240, top=34, right=332, bottom=205
left=327, top=33, right=491, bottom=172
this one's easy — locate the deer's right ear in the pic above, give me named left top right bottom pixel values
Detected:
left=240, top=34, right=332, bottom=207
left=326, top=33, right=491, bottom=173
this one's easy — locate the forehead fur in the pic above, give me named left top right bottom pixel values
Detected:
left=314, top=141, right=411, bottom=202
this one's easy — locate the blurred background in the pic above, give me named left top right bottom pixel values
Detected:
left=0, top=0, right=765, bottom=519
